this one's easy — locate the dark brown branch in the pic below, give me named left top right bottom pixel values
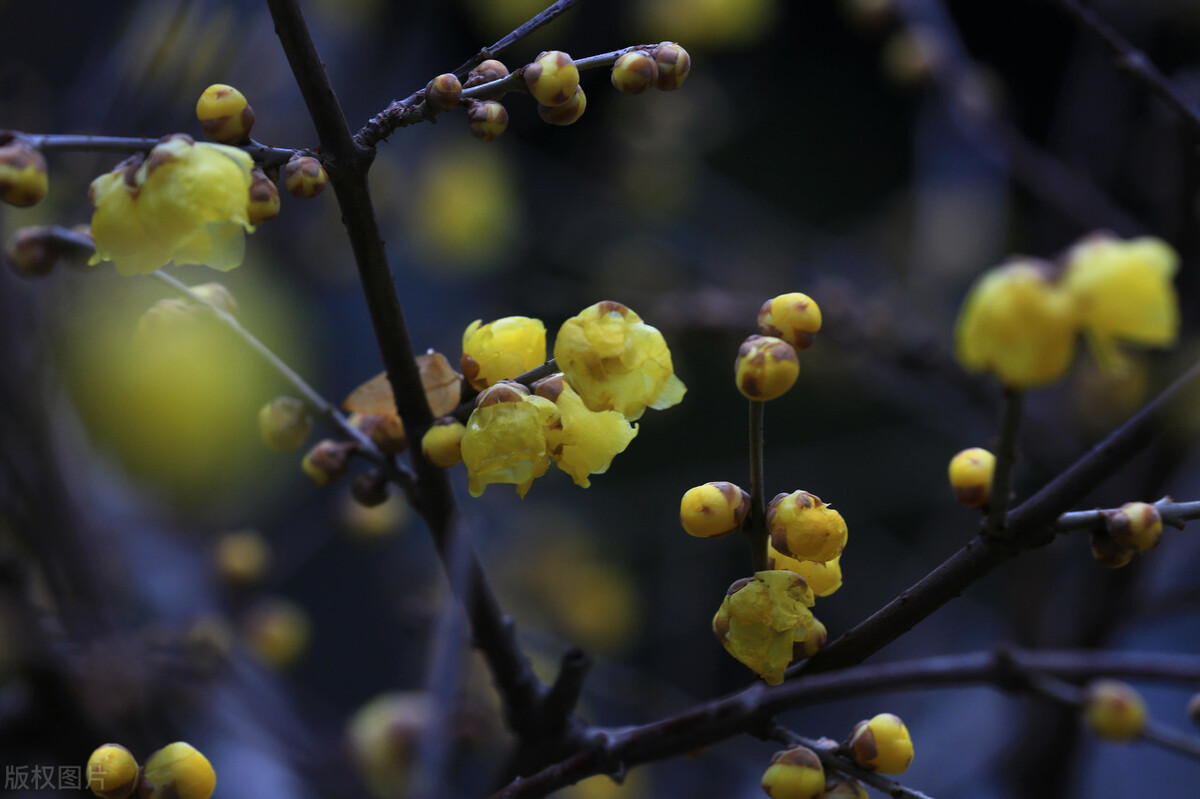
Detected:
left=492, top=648, right=1200, bottom=797
left=1051, top=0, right=1200, bottom=140
left=265, top=0, right=548, bottom=737
left=10, top=131, right=298, bottom=168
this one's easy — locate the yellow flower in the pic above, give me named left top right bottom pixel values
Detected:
left=767, top=544, right=842, bottom=597
left=461, top=383, right=559, bottom=498
left=89, top=135, right=254, bottom=276
left=462, top=316, right=547, bottom=390
left=1063, top=234, right=1179, bottom=372
left=139, top=742, right=216, bottom=799
left=954, top=259, right=1078, bottom=388
left=532, top=373, right=638, bottom=487
left=553, top=301, right=686, bottom=420
left=712, top=570, right=815, bottom=685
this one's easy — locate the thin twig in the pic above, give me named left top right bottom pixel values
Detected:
left=9, top=131, right=298, bottom=168
left=1055, top=498, right=1200, bottom=533
left=747, top=400, right=769, bottom=572
left=985, top=388, right=1022, bottom=538
left=1050, top=0, right=1200, bottom=140
left=452, top=0, right=583, bottom=79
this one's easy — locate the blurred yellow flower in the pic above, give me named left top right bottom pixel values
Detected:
left=1063, top=234, right=1179, bottom=373
left=553, top=301, right=686, bottom=420
left=533, top=373, right=638, bottom=488
left=712, top=570, right=816, bottom=685
left=462, top=316, right=547, bottom=390
left=89, top=135, right=254, bottom=276
left=955, top=260, right=1078, bottom=389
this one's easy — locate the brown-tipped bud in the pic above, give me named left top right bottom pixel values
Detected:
left=7, top=225, right=93, bottom=277
left=426, top=73, right=463, bottom=112
left=247, top=166, right=280, bottom=224
left=350, top=412, right=407, bottom=454
left=735, top=335, right=799, bottom=401
left=531, top=373, right=566, bottom=402
left=476, top=380, right=529, bottom=407
left=824, top=774, right=869, bottom=799
left=846, top=713, right=914, bottom=774
left=191, top=282, right=238, bottom=314
left=466, top=59, right=510, bottom=88
left=794, top=616, right=827, bottom=659
left=284, top=154, right=328, bottom=199
left=758, top=292, right=822, bottom=352
left=0, top=140, right=48, bottom=207
left=1085, top=679, right=1147, bottom=740
left=679, top=481, right=750, bottom=539
left=611, top=51, right=658, bottom=95
left=525, top=51, right=579, bottom=107
left=196, top=84, right=256, bottom=144
left=652, top=42, right=691, bottom=91
left=1105, top=501, right=1163, bottom=553
left=538, top=86, right=587, bottom=126
left=351, top=468, right=390, bottom=508
left=1090, top=529, right=1135, bottom=569
left=761, top=746, right=825, bottom=799
left=258, top=396, right=313, bottom=452
left=467, top=100, right=509, bottom=141
left=302, top=439, right=355, bottom=486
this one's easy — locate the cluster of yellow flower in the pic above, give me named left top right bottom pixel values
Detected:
left=955, top=233, right=1179, bottom=388
left=86, top=742, right=215, bottom=799
left=429, top=301, right=686, bottom=497
left=760, top=713, right=914, bottom=799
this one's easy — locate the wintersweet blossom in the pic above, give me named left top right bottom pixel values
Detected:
left=553, top=301, right=686, bottom=420
left=460, top=383, right=559, bottom=498
left=532, top=373, right=638, bottom=488
left=1063, top=234, right=1179, bottom=372
left=461, top=316, right=547, bottom=390
left=89, top=135, right=254, bottom=275
left=955, top=259, right=1078, bottom=389
left=712, top=570, right=817, bottom=685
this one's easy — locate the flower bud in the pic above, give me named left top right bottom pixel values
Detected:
left=466, top=59, right=510, bottom=88
left=139, top=742, right=216, bottom=799
left=214, top=528, right=271, bottom=586
left=768, top=544, right=842, bottom=596
left=538, top=86, right=587, bottom=126
left=1106, top=501, right=1162, bottom=553
left=948, top=447, right=995, bottom=509
left=302, top=439, right=355, bottom=485
left=736, top=335, right=800, bottom=401
left=244, top=597, right=310, bottom=668
left=349, top=412, right=407, bottom=454
left=425, top=73, right=463, bottom=112
left=0, top=140, right=48, bottom=206
left=1085, top=679, right=1146, bottom=741
left=768, top=491, right=847, bottom=563
left=421, top=417, right=466, bottom=467
left=611, top=51, right=658, bottom=95
left=679, top=481, right=750, bottom=538
left=760, top=746, right=825, bottom=799
left=284, top=154, right=328, bottom=198
left=351, top=468, right=390, bottom=508
left=652, top=43, right=691, bottom=91
left=86, top=743, right=139, bottom=799
left=1089, top=529, right=1134, bottom=569
left=196, top=83, right=256, bottom=144
left=846, top=713, right=914, bottom=774
left=247, top=166, right=280, bottom=224
left=823, top=774, right=869, bottom=799
left=7, top=225, right=93, bottom=277
left=525, top=51, right=579, bottom=107
left=462, top=316, right=547, bottom=390
left=467, top=100, right=509, bottom=141
left=258, top=396, right=313, bottom=452
left=758, top=293, right=822, bottom=352
left=476, top=380, right=530, bottom=407
left=190, top=282, right=237, bottom=314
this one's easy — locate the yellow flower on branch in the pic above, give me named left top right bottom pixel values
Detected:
left=461, top=316, right=547, bottom=390
left=1063, top=234, right=1179, bottom=373
left=712, top=570, right=817, bottom=685
left=89, top=134, right=254, bottom=276
left=553, top=301, right=686, bottom=420
left=532, top=373, right=638, bottom=488
left=461, top=383, right=559, bottom=498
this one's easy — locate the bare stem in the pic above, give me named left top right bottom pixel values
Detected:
left=10, top=131, right=298, bottom=167
left=747, top=400, right=768, bottom=572
left=985, top=387, right=1023, bottom=538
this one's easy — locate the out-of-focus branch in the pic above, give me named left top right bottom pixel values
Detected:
left=265, top=0, right=550, bottom=739
left=1050, top=0, right=1200, bottom=139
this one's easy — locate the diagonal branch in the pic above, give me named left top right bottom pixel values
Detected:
left=265, top=0, right=549, bottom=737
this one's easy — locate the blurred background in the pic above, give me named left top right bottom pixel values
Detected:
left=2, top=0, right=1199, bottom=796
